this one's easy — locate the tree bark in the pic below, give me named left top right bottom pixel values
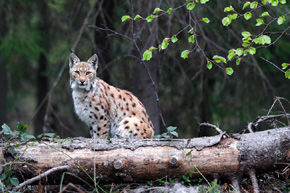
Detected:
left=1, top=127, right=290, bottom=185
left=132, top=1, right=161, bottom=134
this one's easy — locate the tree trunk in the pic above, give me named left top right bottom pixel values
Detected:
left=33, top=1, right=49, bottom=135
left=1, top=127, right=290, bottom=185
left=132, top=1, right=161, bottom=134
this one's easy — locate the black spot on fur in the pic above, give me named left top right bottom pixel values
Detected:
left=134, top=123, right=137, bottom=127
left=100, top=116, right=104, bottom=120
left=119, top=95, right=122, bottom=99
left=95, top=107, right=99, bottom=111
left=124, top=120, right=129, bottom=124
left=129, top=130, right=133, bottom=133
left=132, top=103, right=136, bottom=107
left=98, top=127, right=101, bottom=131
left=89, top=115, right=93, bottom=119
left=141, top=133, right=144, bottom=135
left=133, top=133, right=137, bottom=136
left=132, top=112, right=136, bottom=116
left=94, top=114, right=98, bottom=119
left=125, top=126, right=129, bottom=129
left=123, top=98, right=126, bottom=102
left=111, top=93, right=114, bottom=98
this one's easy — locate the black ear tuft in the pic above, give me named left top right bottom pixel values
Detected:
left=87, top=54, right=98, bottom=69
left=69, top=53, right=80, bottom=68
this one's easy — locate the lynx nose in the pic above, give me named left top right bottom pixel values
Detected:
left=79, top=77, right=86, bottom=84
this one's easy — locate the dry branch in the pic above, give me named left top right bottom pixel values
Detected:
left=1, top=127, right=290, bottom=188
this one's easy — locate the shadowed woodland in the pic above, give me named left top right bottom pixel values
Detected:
left=1, top=1, right=290, bottom=192
left=1, top=1, right=290, bottom=138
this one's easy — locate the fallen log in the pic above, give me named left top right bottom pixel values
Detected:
left=1, top=127, right=290, bottom=190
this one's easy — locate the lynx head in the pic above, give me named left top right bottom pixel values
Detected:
left=69, top=53, right=98, bottom=91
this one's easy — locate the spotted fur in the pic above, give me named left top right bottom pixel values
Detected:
left=69, top=53, right=154, bottom=139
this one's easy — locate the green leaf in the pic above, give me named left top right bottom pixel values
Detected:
left=260, top=12, right=270, bottom=17
left=253, top=35, right=272, bottom=45
left=121, top=15, right=132, bottom=22
left=171, top=35, right=178, bottom=43
left=213, top=55, right=227, bottom=63
left=146, top=15, right=155, bottom=22
left=222, top=17, right=231, bottom=26
left=187, top=3, right=195, bottom=10
left=167, top=8, right=172, bottom=14
left=200, top=0, right=209, bottom=4
left=153, top=8, right=163, bottom=14
left=282, top=63, right=289, bottom=70
left=285, top=70, right=290, bottom=79
left=134, top=14, right=142, bottom=20
left=181, top=50, right=190, bottom=59
left=244, top=12, right=252, bottom=20
left=230, top=14, right=238, bottom=20
left=167, top=126, right=177, bottom=132
left=224, top=6, right=234, bottom=12
left=242, top=31, right=251, bottom=39
left=1, top=123, right=12, bottom=135
left=248, top=47, right=256, bottom=55
left=10, top=177, right=19, bottom=186
left=161, top=39, right=169, bottom=50
left=207, top=61, right=213, bottom=70
left=261, top=0, right=268, bottom=4
left=243, top=1, right=251, bottom=9
left=256, top=19, right=264, bottom=26
left=153, top=135, right=161, bottom=139
left=186, top=150, right=193, bottom=156
left=188, top=29, right=194, bottom=35
left=188, top=35, right=195, bottom=43
left=277, top=15, right=286, bottom=25
left=201, top=18, right=210, bottom=23
left=225, top=67, right=234, bottom=75
left=227, top=49, right=236, bottom=60
left=280, top=0, right=287, bottom=4
left=250, top=1, right=258, bottom=9
left=236, top=48, right=244, bottom=56
left=170, top=131, right=179, bottom=137
left=0, top=173, right=6, bottom=181
left=236, top=58, right=241, bottom=65
left=143, top=50, right=153, bottom=61
left=271, top=0, right=279, bottom=6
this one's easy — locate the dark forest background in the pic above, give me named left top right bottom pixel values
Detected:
left=0, top=0, right=289, bottom=138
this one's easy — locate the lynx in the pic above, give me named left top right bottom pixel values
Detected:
left=69, top=53, right=154, bottom=139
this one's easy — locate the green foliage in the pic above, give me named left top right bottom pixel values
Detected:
left=244, top=12, right=252, bottom=20
left=187, top=3, right=195, bottom=10
left=153, top=126, right=178, bottom=139
left=207, top=61, right=213, bottom=70
left=277, top=15, right=286, bottom=25
left=201, top=18, right=210, bottom=23
left=121, top=15, right=132, bottom=22
left=171, top=35, right=178, bottom=43
left=181, top=50, right=190, bottom=59
left=225, top=68, right=234, bottom=75
left=1, top=123, right=35, bottom=142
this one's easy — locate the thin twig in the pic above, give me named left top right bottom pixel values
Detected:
left=13, top=165, right=70, bottom=192
left=199, top=122, right=229, bottom=137
left=260, top=57, right=285, bottom=74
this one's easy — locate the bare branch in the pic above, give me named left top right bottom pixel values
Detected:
left=13, top=165, right=70, bottom=192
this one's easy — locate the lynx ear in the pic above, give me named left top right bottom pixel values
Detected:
left=69, top=53, right=80, bottom=68
left=87, top=54, right=98, bottom=69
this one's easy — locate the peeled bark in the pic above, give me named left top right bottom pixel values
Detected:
left=1, top=127, right=290, bottom=185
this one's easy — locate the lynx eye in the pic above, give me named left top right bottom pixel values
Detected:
left=75, top=71, right=80, bottom=74
left=86, top=71, right=92, bottom=75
